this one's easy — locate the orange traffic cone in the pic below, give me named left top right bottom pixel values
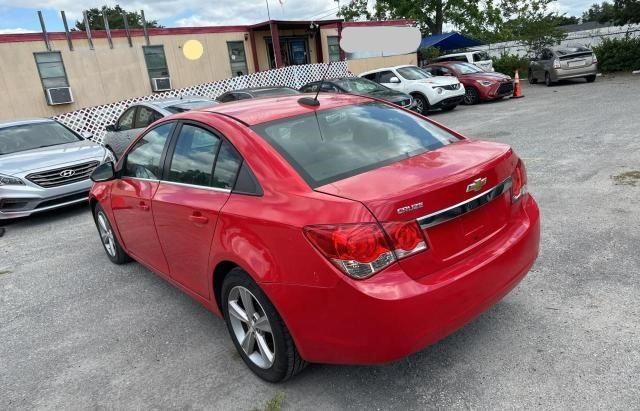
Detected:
left=512, top=69, right=524, bottom=98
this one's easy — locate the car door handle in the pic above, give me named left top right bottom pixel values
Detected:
left=138, top=201, right=150, bottom=211
left=188, top=213, right=209, bottom=224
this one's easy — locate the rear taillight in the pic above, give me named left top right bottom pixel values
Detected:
left=381, top=221, right=428, bottom=259
left=553, top=59, right=561, bottom=69
left=511, top=160, right=528, bottom=201
left=304, top=221, right=427, bottom=279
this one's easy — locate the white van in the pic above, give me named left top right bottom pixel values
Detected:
left=431, top=50, right=494, bottom=72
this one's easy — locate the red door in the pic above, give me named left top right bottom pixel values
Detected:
left=111, top=178, right=168, bottom=273
left=110, top=122, right=175, bottom=274
left=153, top=183, right=230, bottom=297
left=152, top=123, right=242, bottom=298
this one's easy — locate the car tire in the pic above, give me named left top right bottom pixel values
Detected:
left=528, top=70, right=537, bottom=84
left=222, top=268, right=307, bottom=382
left=463, top=87, right=480, bottom=105
left=586, top=75, right=596, bottom=83
left=545, top=72, right=554, bottom=87
left=94, top=204, right=131, bottom=264
left=411, top=93, right=429, bottom=114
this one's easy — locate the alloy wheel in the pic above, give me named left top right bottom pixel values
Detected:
left=414, top=97, right=425, bottom=113
left=97, top=212, right=116, bottom=257
left=464, top=88, right=478, bottom=105
left=227, top=286, right=275, bottom=369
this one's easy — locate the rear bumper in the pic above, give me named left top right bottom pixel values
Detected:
left=265, top=195, right=540, bottom=364
left=552, top=65, right=597, bottom=81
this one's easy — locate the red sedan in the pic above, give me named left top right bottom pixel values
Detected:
left=424, top=62, right=515, bottom=105
left=89, top=93, right=540, bottom=382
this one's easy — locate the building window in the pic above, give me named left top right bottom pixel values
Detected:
left=143, top=45, right=170, bottom=91
left=34, top=52, right=69, bottom=89
left=227, top=41, right=248, bottom=77
left=328, top=36, right=341, bottom=62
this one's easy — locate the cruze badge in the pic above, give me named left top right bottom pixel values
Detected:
left=60, top=169, right=76, bottom=178
left=466, top=177, right=487, bottom=193
left=397, top=202, right=423, bottom=215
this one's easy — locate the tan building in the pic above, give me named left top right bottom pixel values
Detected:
left=0, top=19, right=417, bottom=121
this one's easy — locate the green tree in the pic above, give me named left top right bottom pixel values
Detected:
left=582, top=2, right=618, bottom=22
left=582, top=1, right=640, bottom=24
left=75, top=5, right=162, bottom=31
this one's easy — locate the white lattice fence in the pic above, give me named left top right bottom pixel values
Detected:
left=53, top=62, right=353, bottom=144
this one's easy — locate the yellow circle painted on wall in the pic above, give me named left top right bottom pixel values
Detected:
left=183, top=40, right=204, bottom=61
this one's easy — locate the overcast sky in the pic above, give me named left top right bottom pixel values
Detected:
left=0, top=0, right=594, bottom=34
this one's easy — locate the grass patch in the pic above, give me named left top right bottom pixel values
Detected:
left=612, top=170, right=640, bottom=186
left=261, top=392, right=285, bottom=411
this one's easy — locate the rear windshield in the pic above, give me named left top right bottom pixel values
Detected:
left=0, top=122, right=82, bottom=155
left=252, top=102, right=459, bottom=187
left=557, top=46, right=591, bottom=55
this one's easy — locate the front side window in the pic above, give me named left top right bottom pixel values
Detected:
left=143, top=46, right=170, bottom=85
left=135, top=107, right=161, bottom=129
left=378, top=71, right=397, bottom=83
left=0, top=121, right=81, bottom=155
left=327, top=36, right=341, bottom=62
left=252, top=102, right=460, bottom=187
left=167, top=125, right=220, bottom=187
left=34, top=52, right=69, bottom=89
left=397, top=66, right=431, bottom=80
left=124, top=123, right=174, bottom=180
left=118, top=107, right=136, bottom=130
left=228, top=41, right=248, bottom=77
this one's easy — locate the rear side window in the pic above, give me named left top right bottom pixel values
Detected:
left=362, top=73, right=377, bottom=81
left=124, top=123, right=174, bottom=179
left=167, top=125, right=220, bottom=187
left=473, top=52, right=490, bottom=61
left=252, top=103, right=459, bottom=187
left=212, top=140, right=242, bottom=189
left=135, top=107, right=161, bottom=129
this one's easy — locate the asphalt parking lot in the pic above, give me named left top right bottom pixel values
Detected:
left=2, top=75, right=639, bottom=409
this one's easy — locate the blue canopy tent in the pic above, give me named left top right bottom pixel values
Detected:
left=419, top=32, right=483, bottom=51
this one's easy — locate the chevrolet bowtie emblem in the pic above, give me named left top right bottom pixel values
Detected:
left=466, top=177, right=487, bottom=193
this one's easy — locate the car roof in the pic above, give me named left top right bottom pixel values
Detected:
left=227, top=86, right=298, bottom=94
left=0, top=118, right=55, bottom=129
left=140, top=96, right=213, bottom=109
left=198, top=93, right=370, bottom=126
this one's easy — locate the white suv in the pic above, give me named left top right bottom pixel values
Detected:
left=360, top=65, right=465, bottom=114
left=430, top=51, right=494, bottom=72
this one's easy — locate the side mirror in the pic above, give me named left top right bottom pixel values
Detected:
left=81, top=131, right=93, bottom=140
left=105, top=124, right=117, bottom=132
left=389, top=76, right=401, bottom=84
left=91, top=161, right=116, bottom=182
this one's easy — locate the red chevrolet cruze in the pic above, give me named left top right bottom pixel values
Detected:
left=90, top=93, right=540, bottom=382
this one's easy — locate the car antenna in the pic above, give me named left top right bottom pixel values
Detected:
left=298, top=62, right=332, bottom=107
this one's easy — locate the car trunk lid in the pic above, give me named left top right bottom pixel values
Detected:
left=315, top=140, right=518, bottom=279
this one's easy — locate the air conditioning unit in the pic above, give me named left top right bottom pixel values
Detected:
left=46, top=87, right=74, bottom=105
left=152, top=77, right=172, bottom=92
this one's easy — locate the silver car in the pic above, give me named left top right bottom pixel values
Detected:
left=103, top=97, right=215, bottom=159
left=529, top=46, right=598, bottom=86
left=0, top=119, right=113, bottom=220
